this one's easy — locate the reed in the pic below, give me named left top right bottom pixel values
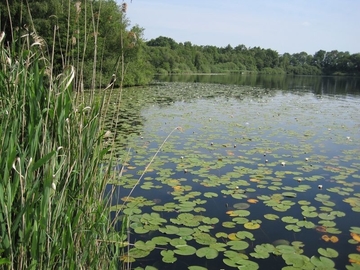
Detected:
left=0, top=2, right=128, bottom=269
left=0, top=1, right=177, bottom=268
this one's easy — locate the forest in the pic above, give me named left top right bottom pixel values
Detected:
left=1, top=0, right=359, bottom=89
left=145, top=36, right=360, bottom=77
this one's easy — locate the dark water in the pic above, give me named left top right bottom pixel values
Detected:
left=104, top=74, right=360, bottom=270
left=156, top=74, right=360, bottom=96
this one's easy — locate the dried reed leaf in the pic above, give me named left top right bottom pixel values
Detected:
left=75, top=2, right=81, bottom=14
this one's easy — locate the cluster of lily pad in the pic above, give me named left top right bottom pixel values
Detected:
left=102, top=82, right=360, bottom=269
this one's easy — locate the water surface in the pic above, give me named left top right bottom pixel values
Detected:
left=104, top=75, right=360, bottom=270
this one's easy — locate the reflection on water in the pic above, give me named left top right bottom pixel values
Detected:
left=156, top=74, right=360, bottom=96
left=102, top=75, right=360, bottom=269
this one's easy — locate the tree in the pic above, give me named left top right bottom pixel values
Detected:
left=312, top=50, right=326, bottom=69
left=147, top=36, right=178, bottom=49
left=279, top=53, right=291, bottom=71
left=350, top=53, right=360, bottom=74
left=264, top=49, right=279, bottom=68
left=323, top=50, right=339, bottom=74
left=0, top=0, right=27, bottom=44
left=1, top=0, right=153, bottom=88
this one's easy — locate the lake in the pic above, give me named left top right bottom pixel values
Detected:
left=102, top=74, right=360, bottom=270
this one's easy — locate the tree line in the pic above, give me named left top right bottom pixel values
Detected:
left=144, top=36, right=360, bottom=76
left=2, top=1, right=359, bottom=90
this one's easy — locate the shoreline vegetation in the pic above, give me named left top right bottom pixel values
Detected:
left=0, top=2, right=181, bottom=268
left=0, top=29, right=127, bottom=270
left=1, top=2, right=360, bottom=90
left=0, top=1, right=134, bottom=269
left=145, top=36, right=360, bottom=79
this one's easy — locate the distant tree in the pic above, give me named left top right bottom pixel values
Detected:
left=147, top=36, right=178, bottom=49
left=234, top=44, right=247, bottom=52
left=312, top=50, right=326, bottom=69
left=323, top=50, right=339, bottom=74
left=264, top=49, right=279, bottom=68
left=336, top=51, right=351, bottom=73
left=350, top=53, right=360, bottom=74
left=0, top=0, right=27, bottom=44
left=279, top=53, right=291, bottom=71
left=143, top=35, right=359, bottom=76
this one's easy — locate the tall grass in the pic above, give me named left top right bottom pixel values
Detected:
left=0, top=7, right=127, bottom=270
left=0, top=1, right=180, bottom=269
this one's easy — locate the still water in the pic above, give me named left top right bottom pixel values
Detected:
left=105, top=74, right=360, bottom=270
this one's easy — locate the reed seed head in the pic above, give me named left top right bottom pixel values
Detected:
left=122, top=3, right=128, bottom=12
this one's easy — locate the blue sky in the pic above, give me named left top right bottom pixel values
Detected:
left=123, top=0, right=360, bottom=54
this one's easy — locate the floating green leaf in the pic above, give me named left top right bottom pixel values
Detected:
left=282, top=216, right=299, bottom=223
left=282, top=192, right=297, bottom=198
left=159, top=225, right=180, bottom=235
left=285, top=224, right=301, bottom=232
left=244, top=221, right=261, bottom=230
left=233, top=203, right=250, bottom=209
left=204, top=192, right=218, bottom=198
left=193, top=232, right=217, bottom=245
left=227, top=240, right=249, bottom=251
left=161, top=250, right=177, bottom=263
left=202, top=217, right=219, bottom=225
left=151, top=236, right=171, bottom=245
left=310, top=256, right=335, bottom=268
left=188, top=266, right=208, bottom=270
left=174, top=245, right=196, bottom=256
left=222, top=221, right=236, bottom=228
left=318, top=248, right=339, bottom=258
left=236, top=231, right=255, bottom=240
left=196, top=247, right=218, bottom=259
left=264, top=214, right=279, bottom=220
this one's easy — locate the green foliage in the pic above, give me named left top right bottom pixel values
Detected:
left=0, top=17, right=127, bottom=270
left=145, top=36, right=360, bottom=76
left=1, top=0, right=154, bottom=89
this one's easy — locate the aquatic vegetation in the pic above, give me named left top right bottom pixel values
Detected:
left=103, top=80, right=360, bottom=269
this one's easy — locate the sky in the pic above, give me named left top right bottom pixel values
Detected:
left=121, top=0, right=360, bottom=55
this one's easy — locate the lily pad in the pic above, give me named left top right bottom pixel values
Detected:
left=227, top=240, right=250, bottom=251
left=196, top=247, right=219, bottom=259
left=264, top=213, right=279, bottom=220
left=233, top=202, right=250, bottom=209
left=244, top=222, right=260, bottom=230
left=310, top=256, right=335, bottom=268
left=318, top=248, right=339, bottom=258
left=174, top=245, right=197, bottom=256
left=273, top=239, right=290, bottom=246
left=161, top=250, right=177, bottom=263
